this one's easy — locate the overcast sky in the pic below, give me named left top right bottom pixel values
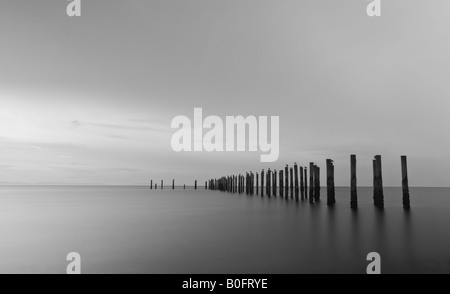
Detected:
left=1, top=0, right=450, bottom=186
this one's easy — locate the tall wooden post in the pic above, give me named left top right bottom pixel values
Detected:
left=326, top=159, right=336, bottom=206
left=195, top=180, right=197, bottom=190
left=304, top=168, right=308, bottom=200
left=280, top=170, right=284, bottom=198
left=309, top=163, right=314, bottom=202
left=294, top=163, right=299, bottom=198
left=161, top=180, right=163, bottom=190
left=256, top=173, right=259, bottom=195
left=351, top=155, right=358, bottom=209
left=300, top=166, right=304, bottom=199
left=261, top=170, right=265, bottom=197
left=314, top=165, right=320, bottom=201
left=290, top=167, right=294, bottom=199
left=267, top=169, right=271, bottom=197
left=273, top=169, right=277, bottom=197
left=374, top=155, right=384, bottom=209
left=172, top=179, right=175, bottom=190
left=150, top=180, right=153, bottom=190
left=285, top=165, right=289, bottom=196
left=401, top=155, right=411, bottom=209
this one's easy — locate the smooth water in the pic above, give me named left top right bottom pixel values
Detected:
left=0, top=186, right=449, bottom=274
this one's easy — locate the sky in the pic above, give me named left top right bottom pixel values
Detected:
left=1, top=0, right=450, bottom=186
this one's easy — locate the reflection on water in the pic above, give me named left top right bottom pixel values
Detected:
left=0, top=186, right=449, bottom=274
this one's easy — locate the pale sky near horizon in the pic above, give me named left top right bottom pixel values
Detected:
left=1, top=0, right=450, bottom=186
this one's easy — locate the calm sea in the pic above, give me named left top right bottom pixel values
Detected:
left=0, top=186, right=449, bottom=274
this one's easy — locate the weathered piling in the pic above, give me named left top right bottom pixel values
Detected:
left=314, top=165, right=320, bottom=201
left=351, top=155, right=358, bottom=209
left=309, top=163, right=314, bottom=201
left=261, top=169, right=265, bottom=197
left=294, top=163, right=299, bottom=198
left=304, top=168, right=308, bottom=199
left=161, top=180, right=163, bottom=190
left=155, top=183, right=158, bottom=189
left=290, top=167, right=294, bottom=199
left=172, top=179, right=175, bottom=190
left=267, top=169, right=271, bottom=197
left=300, top=166, right=304, bottom=199
left=401, top=155, right=411, bottom=209
left=285, top=165, right=289, bottom=196
left=280, top=170, right=284, bottom=197
left=373, top=155, right=384, bottom=209
left=326, top=159, right=336, bottom=206
left=184, top=184, right=186, bottom=189
left=150, top=180, right=153, bottom=190
left=272, top=169, right=277, bottom=197
left=195, top=180, right=197, bottom=190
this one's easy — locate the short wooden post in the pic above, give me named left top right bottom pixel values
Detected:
left=401, top=155, right=411, bottom=209
left=155, top=183, right=158, bottom=189
left=184, top=184, right=186, bottom=189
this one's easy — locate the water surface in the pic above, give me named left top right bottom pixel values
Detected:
left=0, top=186, right=449, bottom=274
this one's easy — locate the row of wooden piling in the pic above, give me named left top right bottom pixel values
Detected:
left=149, top=179, right=199, bottom=190
left=205, top=155, right=411, bottom=210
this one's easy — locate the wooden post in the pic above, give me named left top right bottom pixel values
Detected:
left=351, top=155, right=358, bottom=209
left=184, top=184, right=186, bottom=189
left=150, top=180, right=153, bottom=190
left=161, top=180, right=163, bottom=190
left=285, top=165, right=289, bottom=196
left=280, top=170, right=284, bottom=198
left=326, top=159, right=336, bottom=206
left=261, top=170, right=264, bottom=197
left=304, top=167, right=308, bottom=200
left=300, top=166, right=304, bottom=199
left=374, top=155, right=384, bottom=209
left=294, top=163, right=299, bottom=198
left=273, top=169, right=277, bottom=196
left=172, top=179, right=175, bottom=190
left=401, top=155, right=411, bottom=209
left=255, top=173, right=258, bottom=195
left=309, top=163, right=314, bottom=202
left=314, top=165, right=320, bottom=201
left=290, top=167, right=294, bottom=199
left=195, top=180, right=197, bottom=190
left=252, top=172, right=255, bottom=195
left=155, top=183, right=158, bottom=189
left=267, top=169, right=271, bottom=197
